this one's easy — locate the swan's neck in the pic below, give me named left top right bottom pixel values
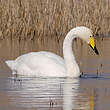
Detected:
left=63, top=29, right=80, bottom=77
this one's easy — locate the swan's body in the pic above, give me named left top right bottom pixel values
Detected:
left=6, top=26, right=98, bottom=77
left=7, top=51, right=66, bottom=77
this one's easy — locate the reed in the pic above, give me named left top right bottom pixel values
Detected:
left=0, top=0, right=110, bottom=40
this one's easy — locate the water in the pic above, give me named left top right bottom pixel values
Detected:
left=0, top=37, right=110, bottom=110
left=1, top=75, right=110, bottom=110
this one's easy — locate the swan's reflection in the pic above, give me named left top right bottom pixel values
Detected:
left=7, top=77, right=90, bottom=110
left=63, top=78, right=79, bottom=110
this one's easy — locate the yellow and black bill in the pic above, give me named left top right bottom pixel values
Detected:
left=89, top=36, right=99, bottom=55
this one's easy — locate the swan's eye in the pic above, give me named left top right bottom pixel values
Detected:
left=90, top=35, right=95, bottom=38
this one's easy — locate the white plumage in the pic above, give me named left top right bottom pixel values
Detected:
left=6, top=26, right=94, bottom=77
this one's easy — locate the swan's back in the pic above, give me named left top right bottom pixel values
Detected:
left=6, top=51, right=66, bottom=77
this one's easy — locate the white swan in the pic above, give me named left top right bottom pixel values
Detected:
left=6, top=26, right=99, bottom=77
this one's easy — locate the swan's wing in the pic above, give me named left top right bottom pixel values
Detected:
left=38, top=51, right=65, bottom=65
left=16, top=51, right=65, bottom=66
left=10, top=51, right=66, bottom=76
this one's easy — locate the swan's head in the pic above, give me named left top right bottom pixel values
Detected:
left=74, top=26, right=99, bottom=55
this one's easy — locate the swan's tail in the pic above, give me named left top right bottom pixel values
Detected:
left=5, top=60, right=16, bottom=70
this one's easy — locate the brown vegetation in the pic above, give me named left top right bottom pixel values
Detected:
left=0, top=0, right=110, bottom=40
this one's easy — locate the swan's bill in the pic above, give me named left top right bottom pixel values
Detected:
left=89, top=36, right=95, bottom=49
left=89, top=36, right=99, bottom=55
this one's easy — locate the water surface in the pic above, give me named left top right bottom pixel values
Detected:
left=0, top=37, right=110, bottom=110
left=1, top=75, right=110, bottom=110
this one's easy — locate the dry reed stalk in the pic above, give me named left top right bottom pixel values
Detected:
left=0, top=0, right=110, bottom=40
